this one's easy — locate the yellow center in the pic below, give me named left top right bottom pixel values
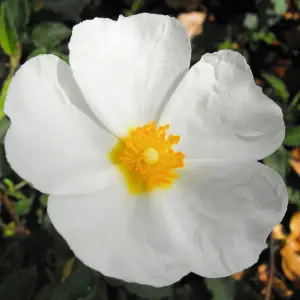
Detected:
left=109, top=121, right=185, bottom=194
left=143, top=148, right=159, bottom=164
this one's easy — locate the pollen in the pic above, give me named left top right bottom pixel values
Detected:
left=109, top=121, right=185, bottom=194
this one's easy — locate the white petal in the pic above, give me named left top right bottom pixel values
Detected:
left=5, top=55, right=116, bottom=195
left=69, top=13, right=191, bottom=137
left=159, top=50, right=285, bottom=161
left=153, top=160, right=288, bottom=277
left=48, top=176, right=190, bottom=287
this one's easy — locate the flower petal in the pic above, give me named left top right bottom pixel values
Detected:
left=48, top=175, right=190, bottom=287
left=69, top=13, right=191, bottom=137
left=159, top=50, right=285, bottom=161
left=5, top=55, right=116, bottom=195
left=153, top=160, right=288, bottom=277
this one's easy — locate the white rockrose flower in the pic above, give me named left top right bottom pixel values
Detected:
left=4, top=13, right=287, bottom=287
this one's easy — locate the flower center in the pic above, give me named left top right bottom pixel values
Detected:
left=109, top=121, right=185, bottom=194
left=143, top=148, right=159, bottom=164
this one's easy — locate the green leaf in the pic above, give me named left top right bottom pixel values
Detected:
left=5, top=0, right=30, bottom=35
left=123, top=282, right=172, bottom=299
left=264, top=31, right=277, bottom=44
left=0, top=237, right=26, bottom=278
left=104, top=276, right=124, bottom=287
left=43, top=0, right=87, bottom=20
left=289, top=91, right=300, bottom=110
left=243, top=13, right=258, bottom=30
left=78, top=279, right=109, bottom=300
left=3, top=221, right=16, bottom=236
left=50, top=262, right=96, bottom=300
left=0, top=145, right=12, bottom=177
left=3, top=178, right=15, bottom=192
left=27, top=47, right=47, bottom=60
left=250, top=31, right=276, bottom=45
left=205, top=278, right=236, bottom=300
left=124, top=0, right=144, bottom=16
left=0, top=2, right=19, bottom=56
left=288, top=188, right=300, bottom=208
left=271, top=0, right=286, bottom=15
left=0, top=75, right=12, bottom=120
left=34, top=285, right=55, bottom=300
left=262, top=73, right=289, bottom=102
left=264, top=146, right=291, bottom=179
left=172, top=284, right=194, bottom=300
left=284, top=126, right=300, bottom=146
left=32, top=22, right=71, bottom=49
left=256, top=0, right=285, bottom=28
left=39, top=194, right=48, bottom=207
left=32, top=0, right=43, bottom=12
left=27, top=49, right=69, bottom=63
left=0, top=116, right=10, bottom=144
left=61, top=257, right=75, bottom=282
left=14, top=197, right=33, bottom=216
left=115, top=289, right=129, bottom=300
left=0, top=266, right=37, bottom=300
left=218, top=40, right=235, bottom=50
left=0, top=62, right=8, bottom=78
left=104, top=275, right=173, bottom=299
left=251, top=31, right=276, bottom=44
left=51, top=51, right=69, bottom=64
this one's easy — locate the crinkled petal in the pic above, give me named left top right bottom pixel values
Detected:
left=159, top=50, right=285, bottom=161
left=5, top=55, right=116, bottom=195
left=69, top=13, right=191, bottom=136
left=153, top=160, right=288, bottom=277
left=48, top=175, right=191, bottom=287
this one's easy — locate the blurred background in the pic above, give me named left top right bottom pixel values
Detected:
left=0, top=0, right=300, bottom=299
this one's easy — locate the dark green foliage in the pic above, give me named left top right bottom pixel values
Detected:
left=0, top=0, right=300, bottom=300
left=31, top=22, right=71, bottom=49
left=205, top=278, right=236, bottom=300
left=0, top=266, right=37, bottom=300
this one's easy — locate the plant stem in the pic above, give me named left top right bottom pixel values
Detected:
left=0, top=194, right=28, bottom=235
left=265, top=237, right=275, bottom=300
left=14, top=180, right=27, bottom=191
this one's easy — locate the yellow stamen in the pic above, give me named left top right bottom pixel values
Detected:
left=109, top=121, right=185, bottom=194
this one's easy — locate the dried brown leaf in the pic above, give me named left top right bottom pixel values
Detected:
left=272, top=224, right=287, bottom=240
left=232, top=270, right=244, bottom=280
left=281, top=236, right=300, bottom=281
left=290, top=211, right=300, bottom=237
left=177, top=11, right=207, bottom=39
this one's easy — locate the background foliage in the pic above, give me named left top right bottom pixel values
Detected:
left=0, top=0, right=300, bottom=299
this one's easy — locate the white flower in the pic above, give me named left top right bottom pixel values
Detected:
left=4, top=13, right=287, bottom=287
